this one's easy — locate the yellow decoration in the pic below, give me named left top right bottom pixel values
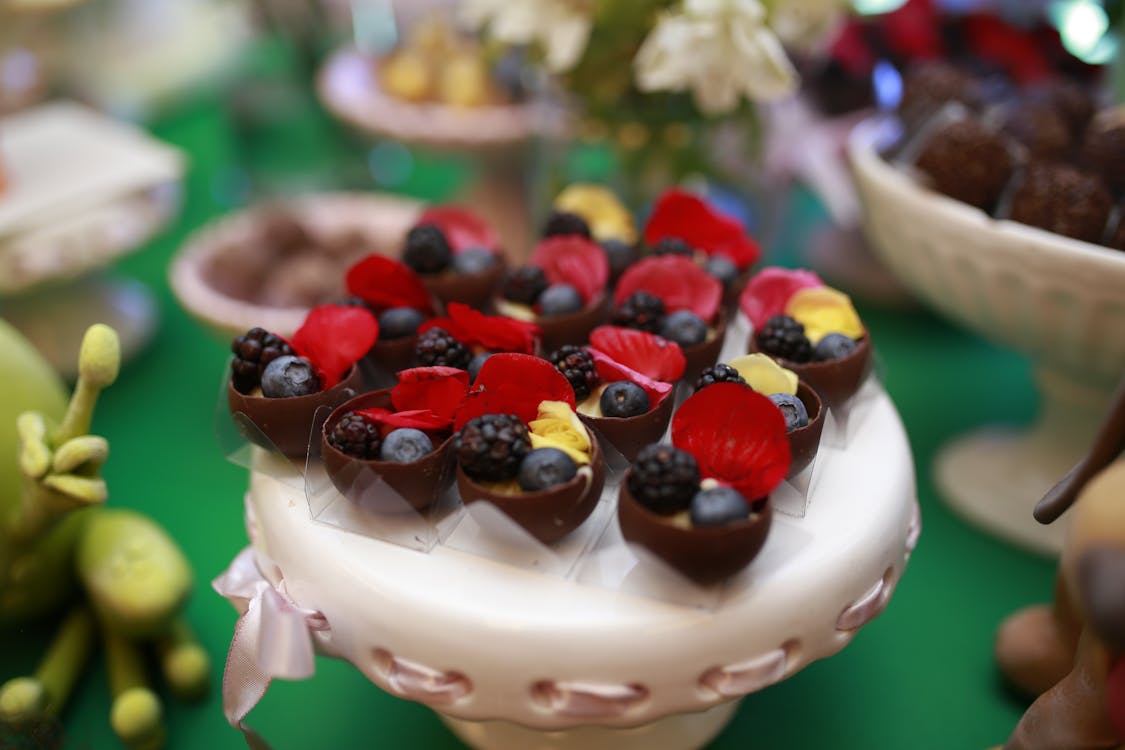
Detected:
left=380, top=53, right=433, bottom=102
left=727, top=354, right=798, bottom=396
left=554, top=184, right=638, bottom=243
left=528, top=400, right=591, bottom=466
left=784, top=286, right=865, bottom=345
left=439, top=55, right=493, bottom=108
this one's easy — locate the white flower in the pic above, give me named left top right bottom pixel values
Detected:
left=634, top=0, right=798, bottom=115
left=764, top=0, right=850, bottom=50
left=460, top=0, right=593, bottom=73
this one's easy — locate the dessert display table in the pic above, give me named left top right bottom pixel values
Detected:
left=236, top=377, right=918, bottom=750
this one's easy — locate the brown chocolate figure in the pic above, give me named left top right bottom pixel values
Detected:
left=995, top=377, right=1125, bottom=749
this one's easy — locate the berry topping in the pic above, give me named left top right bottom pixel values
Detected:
left=502, top=266, right=549, bottom=305
left=601, top=239, right=638, bottom=280
left=231, top=327, right=294, bottom=394
left=704, top=256, right=739, bottom=287
left=517, top=447, right=578, bottom=492
left=468, top=352, right=492, bottom=382
left=379, top=428, right=435, bottom=463
left=378, top=307, right=426, bottom=341
left=694, top=364, right=748, bottom=393
left=628, top=444, right=700, bottom=515
left=814, top=333, right=858, bottom=362
left=599, top=381, right=650, bottom=418
left=689, top=486, right=751, bottom=527
left=457, top=413, right=532, bottom=482
left=769, top=393, right=809, bottom=432
left=260, top=355, right=321, bottom=398
left=328, top=412, right=382, bottom=459
left=612, top=290, right=665, bottom=333
left=451, top=247, right=497, bottom=275
left=652, top=237, right=694, bottom=257
left=658, top=310, right=708, bottom=347
left=755, top=315, right=813, bottom=363
left=538, top=284, right=584, bottom=317
left=542, top=210, right=592, bottom=240
left=415, top=327, right=472, bottom=370
left=402, top=224, right=453, bottom=274
left=549, top=345, right=600, bottom=401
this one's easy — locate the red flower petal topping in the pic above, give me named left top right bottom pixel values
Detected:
left=589, top=326, right=686, bottom=383
left=356, top=407, right=451, bottom=432
left=345, top=254, right=435, bottom=315
left=643, top=188, right=761, bottom=269
left=672, top=383, right=791, bottom=500
left=289, top=304, right=379, bottom=388
left=739, top=267, right=824, bottom=330
left=418, top=205, right=500, bottom=254
left=614, top=255, right=722, bottom=322
left=529, top=235, right=609, bottom=303
left=453, top=353, right=575, bottom=430
left=419, top=302, right=539, bottom=354
left=589, top=348, right=673, bottom=407
left=391, top=367, right=470, bottom=428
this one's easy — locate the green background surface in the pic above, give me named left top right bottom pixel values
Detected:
left=1, top=67, right=1057, bottom=750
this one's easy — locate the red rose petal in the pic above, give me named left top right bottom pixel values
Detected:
left=418, top=205, right=500, bottom=254
left=529, top=235, right=609, bottom=303
left=672, top=383, right=791, bottom=500
left=345, top=254, right=435, bottom=315
left=614, top=255, right=722, bottom=322
left=391, top=367, right=470, bottom=428
left=643, top=188, right=761, bottom=269
left=589, top=348, right=673, bottom=406
left=739, top=267, right=824, bottom=329
left=438, top=302, right=540, bottom=354
left=290, top=304, right=379, bottom=388
left=453, top=353, right=575, bottom=430
left=589, top=325, right=686, bottom=383
left=357, top=407, right=451, bottom=432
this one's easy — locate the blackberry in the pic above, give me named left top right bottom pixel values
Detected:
left=230, top=327, right=294, bottom=394
left=694, top=364, right=747, bottom=393
left=756, top=315, right=813, bottom=363
left=457, top=413, right=531, bottom=482
left=328, top=412, right=382, bottom=459
left=628, top=444, right=700, bottom=515
left=501, top=266, right=549, bottom=305
left=542, top=210, right=592, bottom=239
left=549, top=345, right=600, bottom=401
left=651, top=237, right=694, bottom=257
left=415, top=327, right=471, bottom=369
left=612, top=291, right=665, bottom=333
left=402, top=224, right=453, bottom=274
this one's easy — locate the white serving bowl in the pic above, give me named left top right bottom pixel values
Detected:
left=849, top=116, right=1125, bottom=555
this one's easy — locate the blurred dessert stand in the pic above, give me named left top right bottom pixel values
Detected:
left=0, top=101, right=184, bottom=377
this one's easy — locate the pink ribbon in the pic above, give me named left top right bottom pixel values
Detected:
left=213, top=548, right=329, bottom=749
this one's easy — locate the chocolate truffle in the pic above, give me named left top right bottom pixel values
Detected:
left=999, top=102, right=1072, bottom=162
left=898, top=62, right=982, bottom=128
left=1009, top=163, right=1113, bottom=244
left=1027, top=79, right=1096, bottom=138
left=1079, top=108, right=1125, bottom=194
left=914, top=119, right=1015, bottom=212
left=1111, top=201, right=1125, bottom=251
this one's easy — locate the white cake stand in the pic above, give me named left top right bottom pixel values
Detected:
left=849, top=116, right=1125, bottom=556
left=239, top=379, right=919, bottom=750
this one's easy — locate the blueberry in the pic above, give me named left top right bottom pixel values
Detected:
left=468, top=352, right=492, bottom=382
left=402, top=224, right=452, bottom=274
left=260, top=355, right=321, bottom=398
left=379, top=428, right=434, bottom=463
left=538, top=284, right=584, bottom=317
left=601, top=239, right=638, bottom=278
left=599, top=381, right=650, bottom=418
left=690, top=486, right=751, bottom=527
left=652, top=237, right=694, bottom=257
left=704, top=256, right=739, bottom=287
left=658, top=310, right=708, bottom=347
left=769, top=393, right=809, bottom=432
left=814, top=333, right=858, bottom=361
left=451, top=247, right=497, bottom=275
left=378, top=307, right=425, bottom=340
left=518, top=447, right=578, bottom=491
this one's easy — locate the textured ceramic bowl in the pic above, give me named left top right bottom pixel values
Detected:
left=850, top=115, right=1125, bottom=554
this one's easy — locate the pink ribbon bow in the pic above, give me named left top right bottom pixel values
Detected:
left=213, top=547, right=329, bottom=749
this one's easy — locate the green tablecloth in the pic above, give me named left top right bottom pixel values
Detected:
left=1, top=91, right=1056, bottom=750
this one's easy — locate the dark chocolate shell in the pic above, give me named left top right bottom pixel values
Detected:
left=750, top=333, right=872, bottom=411
left=579, top=389, right=675, bottom=463
left=680, top=308, right=728, bottom=384
left=422, top=256, right=506, bottom=311
left=787, top=381, right=824, bottom=479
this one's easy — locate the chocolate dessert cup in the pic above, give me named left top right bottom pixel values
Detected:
left=750, top=333, right=872, bottom=411
left=364, top=336, right=418, bottom=379
left=681, top=309, right=728, bottom=384
left=228, top=365, right=364, bottom=460
left=536, top=294, right=610, bottom=354
left=321, top=390, right=454, bottom=513
left=787, top=382, right=824, bottom=479
left=617, top=474, right=773, bottom=585
left=422, top=258, right=506, bottom=312
left=457, top=431, right=606, bottom=545
left=579, top=391, right=675, bottom=463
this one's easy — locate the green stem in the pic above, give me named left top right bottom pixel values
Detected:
left=155, top=617, right=210, bottom=701
left=104, top=628, right=166, bottom=750
left=35, top=606, right=95, bottom=715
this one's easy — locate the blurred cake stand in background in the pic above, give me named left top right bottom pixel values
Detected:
left=0, top=101, right=183, bottom=377
left=850, top=116, right=1125, bottom=556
